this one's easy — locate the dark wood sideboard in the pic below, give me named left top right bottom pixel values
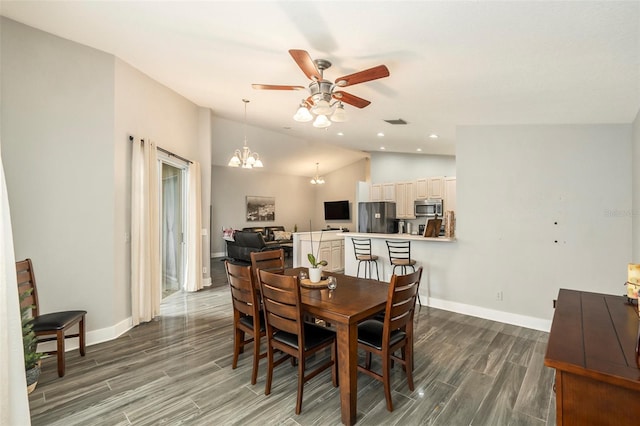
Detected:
left=545, top=289, right=640, bottom=426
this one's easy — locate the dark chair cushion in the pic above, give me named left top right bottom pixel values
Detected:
left=357, top=319, right=406, bottom=350
left=32, top=310, right=86, bottom=331
left=239, top=313, right=266, bottom=332
left=273, top=323, right=335, bottom=350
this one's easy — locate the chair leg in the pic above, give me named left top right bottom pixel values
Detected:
left=56, top=329, right=65, bottom=377
left=79, top=316, right=86, bottom=356
left=382, top=349, right=394, bottom=412
left=232, top=327, right=243, bottom=369
left=374, top=260, right=380, bottom=281
left=251, top=334, right=260, bottom=385
left=265, top=345, right=274, bottom=396
left=295, top=356, right=305, bottom=415
left=357, top=261, right=362, bottom=279
left=365, top=351, right=372, bottom=369
left=405, top=341, right=415, bottom=391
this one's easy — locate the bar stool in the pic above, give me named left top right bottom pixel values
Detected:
left=352, top=238, right=380, bottom=280
left=385, top=240, right=421, bottom=305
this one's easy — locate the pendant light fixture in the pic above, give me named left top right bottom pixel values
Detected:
left=310, top=163, right=325, bottom=185
left=228, top=99, right=263, bottom=169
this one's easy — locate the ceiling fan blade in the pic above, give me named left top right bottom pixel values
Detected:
left=289, top=49, right=322, bottom=81
left=333, top=91, right=371, bottom=108
left=252, top=84, right=305, bottom=91
left=335, top=65, right=390, bottom=87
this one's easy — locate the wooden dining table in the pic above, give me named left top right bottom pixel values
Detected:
left=286, top=267, right=389, bottom=425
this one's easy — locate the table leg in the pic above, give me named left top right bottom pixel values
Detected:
left=336, top=322, right=358, bottom=425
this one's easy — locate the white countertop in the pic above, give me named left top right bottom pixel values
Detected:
left=342, top=232, right=456, bottom=242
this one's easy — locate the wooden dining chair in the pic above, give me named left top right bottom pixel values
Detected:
left=225, top=260, right=267, bottom=385
left=258, top=269, right=338, bottom=415
left=16, top=258, right=87, bottom=377
left=357, top=267, right=423, bottom=411
left=250, top=249, right=285, bottom=283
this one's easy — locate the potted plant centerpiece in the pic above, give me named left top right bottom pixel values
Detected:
left=21, top=288, right=43, bottom=393
left=307, top=229, right=327, bottom=283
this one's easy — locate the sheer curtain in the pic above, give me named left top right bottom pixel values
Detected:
left=131, top=138, right=161, bottom=325
left=185, top=161, right=202, bottom=292
left=0, top=155, right=31, bottom=424
left=162, top=174, right=178, bottom=288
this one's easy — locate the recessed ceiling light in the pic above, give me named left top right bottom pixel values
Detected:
left=337, top=132, right=344, bottom=136
left=377, top=132, right=384, bottom=137
left=416, top=148, right=422, bottom=152
left=379, top=146, right=386, bottom=150
left=428, top=133, right=439, bottom=139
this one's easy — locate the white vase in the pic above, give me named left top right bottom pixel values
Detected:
left=309, top=267, right=322, bottom=283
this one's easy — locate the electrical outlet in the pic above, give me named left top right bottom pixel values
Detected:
left=202, top=267, right=207, bottom=274
left=496, top=291, right=503, bottom=301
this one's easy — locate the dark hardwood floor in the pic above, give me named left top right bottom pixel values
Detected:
left=28, top=257, right=556, bottom=425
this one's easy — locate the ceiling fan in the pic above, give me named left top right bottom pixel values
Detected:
left=252, top=49, right=390, bottom=127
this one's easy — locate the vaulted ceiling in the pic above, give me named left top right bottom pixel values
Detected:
left=1, top=1, right=638, bottom=177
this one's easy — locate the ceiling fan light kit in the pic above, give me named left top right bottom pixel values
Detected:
left=255, top=49, right=390, bottom=128
left=228, top=99, right=263, bottom=169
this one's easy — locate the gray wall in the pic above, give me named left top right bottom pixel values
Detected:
left=1, top=18, right=213, bottom=336
left=1, top=17, right=117, bottom=329
left=370, top=152, right=456, bottom=183
left=633, top=109, right=640, bottom=261
left=370, top=124, right=632, bottom=326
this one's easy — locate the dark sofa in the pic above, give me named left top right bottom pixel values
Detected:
left=225, top=226, right=293, bottom=263
left=242, top=226, right=292, bottom=244
left=226, top=231, right=281, bottom=263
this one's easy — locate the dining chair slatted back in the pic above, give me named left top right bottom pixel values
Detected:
left=225, top=260, right=266, bottom=385
left=258, top=269, right=338, bottom=415
left=352, top=238, right=380, bottom=280
left=16, top=258, right=87, bottom=377
left=357, top=267, right=423, bottom=412
left=250, top=249, right=285, bottom=284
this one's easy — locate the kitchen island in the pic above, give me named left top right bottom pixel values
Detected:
left=342, top=232, right=456, bottom=305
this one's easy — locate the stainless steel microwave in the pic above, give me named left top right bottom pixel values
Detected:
left=414, top=199, right=443, bottom=217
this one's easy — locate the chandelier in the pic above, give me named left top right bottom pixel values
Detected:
left=310, top=163, right=325, bottom=185
left=228, top=99, right=263, bottom=169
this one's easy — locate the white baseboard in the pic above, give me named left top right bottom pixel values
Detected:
left=425, top=297, right=552, bottom=332
left=37, top=316, right=134, bottom=353
left=203, top=277, right=212, bottom=287
left=212, top=251, right=226, bottom=258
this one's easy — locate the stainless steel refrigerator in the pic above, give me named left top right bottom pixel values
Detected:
left=358, top=202, right=397, bottom=233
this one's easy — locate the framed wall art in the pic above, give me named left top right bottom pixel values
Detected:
left=246, top=196, right=275, bottom=222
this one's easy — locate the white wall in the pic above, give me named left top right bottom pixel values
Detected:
left=370, top=152, right=456, bottom=183
left=211, top=165, right=316, bottom=256
left=2, top=18, right=213, bottom=336
left=454, top=124, right=632, bottom=325
left=632, top=109, right=640, bottom=260
left=369, top=124, right=632, bottom=329
left=311, top=158, right=368, bottom=232
left=1, top=17, right=117, bottom=330
left=113, top=57, right=213, bottom=314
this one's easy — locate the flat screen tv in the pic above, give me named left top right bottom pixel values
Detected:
left=324, top=200, right=350, bottom=221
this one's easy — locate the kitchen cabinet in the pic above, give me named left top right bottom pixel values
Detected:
left=330, top=240, right=344, bottom=272
left=416, top=178, right=428, bottom=199
left=318, top=239, right=344, bottom=272
left=382, top=183, right=395, bottom=202
left=395, top=181, right=416, bottom=219
left=370, top=183, right=382, bottom=201
left=428, top=177, right=444, bottom=199
left=444, top=177, right=456, bottom=212
left=416, top=176, right=446, bottom=199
